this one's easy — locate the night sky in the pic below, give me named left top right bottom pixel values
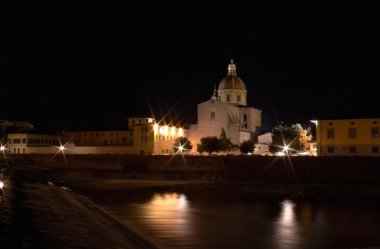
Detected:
left=1, top=2, right=380, bottom=131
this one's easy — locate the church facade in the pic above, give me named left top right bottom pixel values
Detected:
left=188, top=60, right=262, bottom=152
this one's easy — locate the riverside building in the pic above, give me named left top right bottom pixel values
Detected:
left=188, top=60, right=262, bottom=152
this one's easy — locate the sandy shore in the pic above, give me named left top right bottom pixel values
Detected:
left=0, top=165, right=165, bottom=249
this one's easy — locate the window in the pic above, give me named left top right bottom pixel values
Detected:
left=132, top=120, right=135, bottom=125
left=122, top=137, right=126, bottom=143
left=22, top=138, right=26, bottom=144
left=13, top=138, right=21, bottom=144
left=349, top=146, right=356, bottom=153
left=348, top=127, right=357, bottom=139
left=327, top=146, right=335, bottom=154
left=218, top=96, right=221, bottom=101
left=372, top=127, right=379, bottom=138
left=372, top=146, right=379, bottom=153
left=237, top=95, right=241, bottom=103
left=226, top=94, right=230, bottom=102
left=243, top=114, right=248, bottom=129
left=327, top=128, right=335, bottom=139
left=210, top=112, right=215, bottom=120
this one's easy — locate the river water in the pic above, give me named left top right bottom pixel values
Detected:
left=83, top=188, right=380, bottom=249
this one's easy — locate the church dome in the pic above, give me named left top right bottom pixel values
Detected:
left=218, top=60, right=246, bottom=90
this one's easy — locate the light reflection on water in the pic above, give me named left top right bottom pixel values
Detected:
left=138, top=193, right=191, bottom=237
left=85, top=190, right=380, bottom=249
left=274, top=200, right=299, bottom=249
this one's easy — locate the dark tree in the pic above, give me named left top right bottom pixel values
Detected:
left=173, top=137, right=193, bottom=153
left=219, top=128, right=234, bottom=153
left=239, top=140, right=255, bottom=154
left=197, top=136, right=221, bottom=154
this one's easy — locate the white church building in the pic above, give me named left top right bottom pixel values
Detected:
left=188, top=60, right=262, bottom=152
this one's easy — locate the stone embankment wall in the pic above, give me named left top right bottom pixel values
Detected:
left=4, top=154, right=380, bottom=185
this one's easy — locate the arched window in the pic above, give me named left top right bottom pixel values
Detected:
left=243, top=114, right=248, bottom=129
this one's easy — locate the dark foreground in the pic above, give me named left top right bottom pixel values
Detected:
left=0, top=166, right=161, bottom=249
left=2, top=164, right=380, bottom=249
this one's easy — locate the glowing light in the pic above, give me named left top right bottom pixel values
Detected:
left=163, top=126, right=169, bottom=136
left=147, top=118, right=154, bottom=123
left=175, top=140, right=188, bottom=154
left=153, top=123, right=159, bottom=134
left=0, top=143, right=8, bottom=153
left=178, top=128, right=183, bottom=137
left=276, top=151, right=285, bottom=156
left=170, top=127, right=176, bottom=136
left=311, top=120, right=318, bottom=126
left=159, top=126, right=169, bottom=136
left=274, top=138, right=298, bottom=157
left=50, top=138, right=70, bottom=166
left=283, top=145, right=289, bottom=152
left=58, top=145, right=66, bottom=152
left=0, top=180, right=3, bottom=189
left=177, top=144, right=186, bottom=153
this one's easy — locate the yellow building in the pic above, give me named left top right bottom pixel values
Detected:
left=63, top=117, right=188, bottom=155
left=4, top=117, right=188, bottom=155
left=317, top=118, right=380, bottom=156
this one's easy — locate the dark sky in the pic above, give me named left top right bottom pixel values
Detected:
left=1, top=2, right=380, bottom=131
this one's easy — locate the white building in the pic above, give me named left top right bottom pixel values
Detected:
left=254, top=132, right=273, bottom=155
left=7, top=132, right=63, bottom=154
left=188, top=60, right=262, bottom=151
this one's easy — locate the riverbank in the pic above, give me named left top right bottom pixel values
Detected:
left=0, top=165, right=164, bottom=249
left=11, top=154, right=380, bottom=185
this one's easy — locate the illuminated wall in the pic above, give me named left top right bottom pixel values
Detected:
left=5, top=118, right=188, bottom=155
left=7, top=133, right=64, bottom=154
left=317, top=118, right=380, bottom=156
left=63, top=130, right=133, bottom=146
left=153, top=124, right=188, bottom=155
left=188, top=100, right=261, bottom=153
